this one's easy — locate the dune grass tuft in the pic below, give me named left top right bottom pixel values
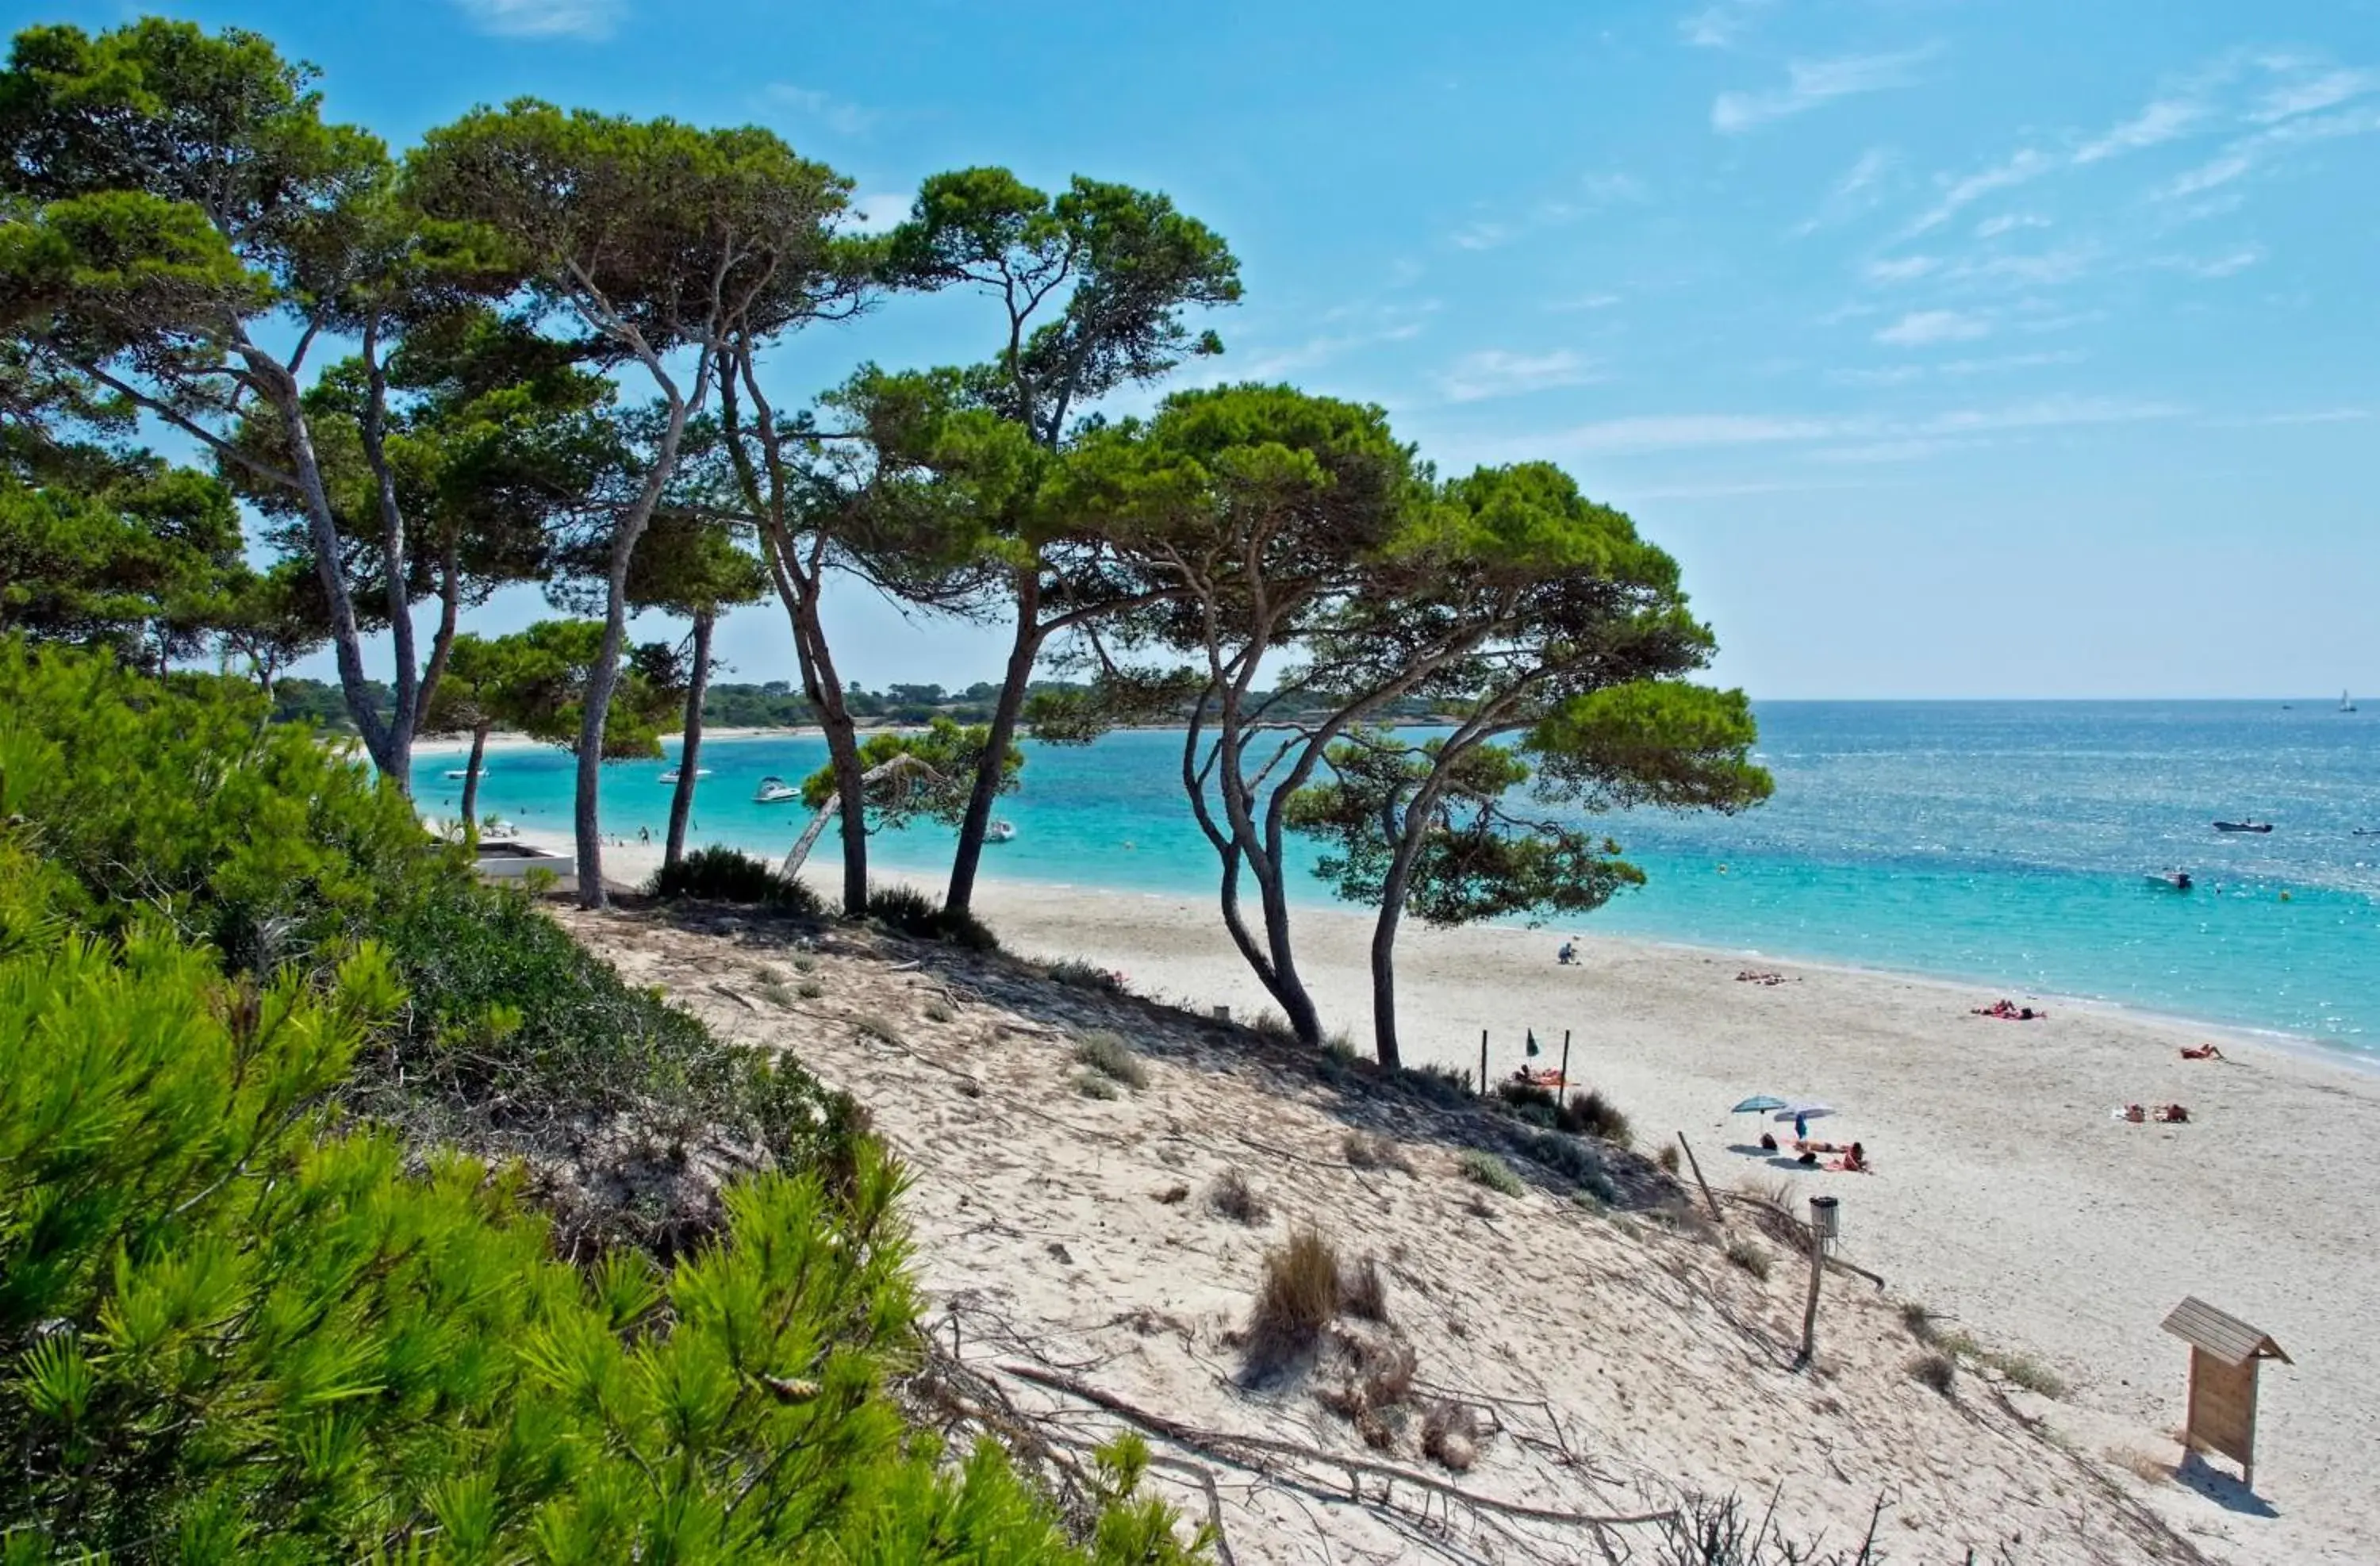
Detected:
left=1342, top=1130, right=1413, bottom=1174
left=1244, top=1227, right=1342, bottom=1376
left=1724, top=1238, right=1771, bottom=1280
left=1456, top=1150, right=1523, bottom=1196
left=1073, top=1070, right=1119, bottom=1101
left=1339, top=1254, right=1390, bottom=1322
left=1072, top=1031, right=1149, bottom=1090
left=1208, top=1167, right=1271, bottom=1225
left=1909, top=1352, right=1957, bottom=1396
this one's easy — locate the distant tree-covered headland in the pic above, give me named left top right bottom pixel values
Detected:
left=1, top=12, right=1768, bottom=1069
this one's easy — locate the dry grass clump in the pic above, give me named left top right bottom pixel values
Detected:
left=1900, top=1305, right=2066, bottom=1397
left=1455, top=1149, right=1523, bottom=1196
left=796, top=980, right=824, bottom=1000
left=1244, top=1228, right=1342, bottom=1376
left=1318, top=1334, right=1417, bottom=1451
left=2111, top=1447, right=2173, bottom=1487
left=1559, top=1087, right=1632, bottom=1146
left=854, top=1013, right=901, bottom=1046
left=1339, top=1254, right=1389, bottom=1322
left=1420, top=1399, right=1483, bottom=1473
left=1909, top=1352, right=1958, bottom=1397
left=1724, top=1238, right=1772, bottom=1281
left=1208, top=1167, right=1271, bottom=1225
left=1072, top=1030, right=1149, bottom=1089
left=1073, top=1070, right=1119, bottom=1100
left=923, top=999, right=955, bottom=1023
left=1396, top=1062, right=1472, bottom=1104
left=1048, top=958, right=1128, bottom=994
left=1740, top=1178, right=1810, bottom=1248
left=758, top=979, right=795, bottom=1008
left=1342, top=1130, right=1413, bottom=1174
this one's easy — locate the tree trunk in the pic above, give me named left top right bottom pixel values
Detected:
left=1250, top=858, right=1324, bottom=1044
left=946, top=585, right=1038, bottom=918
left=461, top=724, right=489, bottom=835
left=1368, top=900, right=1405, bottom=1069
left=274, top=375, right=398, bottom=790
left=573, top=539, right=634, bottom=909
left=797, top=597, right=869, bottom=915
left=665, top=608, right=713, bottom=869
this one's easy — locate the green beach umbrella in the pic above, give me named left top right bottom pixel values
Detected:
left=1731, top=1095, right=1791, bottom=1114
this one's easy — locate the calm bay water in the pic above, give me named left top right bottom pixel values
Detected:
left=418, top=701, right=2380, bottom=1054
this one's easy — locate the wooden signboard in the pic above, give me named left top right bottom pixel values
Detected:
left=2184, top=1351, right=2259, bottom=1476
left=2160, top=1295, right=2289, bottom=1491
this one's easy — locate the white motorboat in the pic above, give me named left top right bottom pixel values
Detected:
left=988, top=818, right=1017, bottom=843
left=443, top=768, right=480, bottom=780
left=754, top=775, right=801, bottom=804
left=659, top=767, right=712, bottom=784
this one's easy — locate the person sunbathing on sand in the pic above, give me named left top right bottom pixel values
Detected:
left=2114, top=1103, right=2147, bottom=1123
left=2180, top=1043, right=2225, bottom=1061
left=2154, top=1103, right=2190, bottom=1123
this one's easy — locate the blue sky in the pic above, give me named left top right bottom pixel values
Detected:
left=23, top=0, right=2380, bottom=697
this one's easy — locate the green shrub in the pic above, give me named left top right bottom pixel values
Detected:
left=1073, top=1031, right=1150, bottom=1089
left=866, top=884, right=1000, bottom=950
left=0, top=914, right=1200, bottom=1561
left=1048, top=957, right=1128, bottom=993
left=1456, top=1150, right=1523, bottom=1196
left=0, top=643, right=850, bottom=1255
left=1558, top=1088, right=1632, bottom=1146
left=645, top=844, right=821, bottom=913
left=1395, top=1062, right=1473, bottom=1104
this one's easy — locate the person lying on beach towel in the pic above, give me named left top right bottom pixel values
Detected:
left=2113, top=1103, right=2147, bottom=1123
left=2153, top=1103, right=2190, bottom=1123
left=2179, top=1043, right=2225, bottom=1061
left=1827, top=1144, right=1871, bottom=1173
left=1973, top=1000, right=2046, bottom=1020
left=1735, top=969, right=1785, bottom=985
left=1512, top=1066, right=1565, bottom=1088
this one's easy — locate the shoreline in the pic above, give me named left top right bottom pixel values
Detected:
left=499, top=825, right=2374, bottom=1073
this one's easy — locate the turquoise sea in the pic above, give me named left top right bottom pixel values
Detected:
left=417, top=702, right=2380, bottom=1057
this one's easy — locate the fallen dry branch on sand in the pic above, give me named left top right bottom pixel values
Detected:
left=998, top=1361, right=1679, bottom=1537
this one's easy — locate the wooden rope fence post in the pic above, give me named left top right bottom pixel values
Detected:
left=1674, top=1132, right=1723, bottom=1223
left=1478, top=1029, right=1488, bottom=1097
left=1559, top=1029, right=1572, bottom=1092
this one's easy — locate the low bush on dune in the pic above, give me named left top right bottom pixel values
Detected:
left=1558, top=1087, right=1633, bottom=1146
left=866, top=882, right=1001, bottom=950
left=1456, top=1149, right=1525, bottom=1196
left=0, top=643, right=851, bottom=1254
left=645, top=843, right=822, bottom=913
left=1074, top=1030, right=1150, bottom=1089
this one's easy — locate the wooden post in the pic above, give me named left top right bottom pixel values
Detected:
left=1675, top=1132, right=1723, bottom=1223
left=1798, top=1213, right=1825, bottom=1367
left=1478, top=1029, right=1488, bottom=1096
left=1559, top=1029, right=1572, bottom=1091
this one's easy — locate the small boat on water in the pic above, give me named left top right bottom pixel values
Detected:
left=987, top=818, right=1016, bottom=844
left=443, top=768, right=482, bottom=780
left=2344, top=689, right=2359, bottom=713
left=2148, top=870, right=2194, bottom=892
left=2213, top=820, right=2273, bottom=833
left=659, top=767, right=712, bottom=784
left=754, top=775, right=800, bottom=804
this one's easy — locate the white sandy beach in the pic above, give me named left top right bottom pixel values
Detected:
left=523, top=827, right=2380, bottom=1563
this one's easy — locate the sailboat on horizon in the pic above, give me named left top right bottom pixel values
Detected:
left=2344, top=689, right=2359, bottom=714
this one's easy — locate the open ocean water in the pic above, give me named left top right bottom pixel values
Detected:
left=417, top=701, right=2380, bottom=1057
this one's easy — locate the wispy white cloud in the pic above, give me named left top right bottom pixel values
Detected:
left=1793, top=147, right=1898, bottom=236
left=452, top=0, right=622, bottom=38
left=2217, top=406, right=2370, bottom=425
left=2160, top=244, right=2265, bottom=278
left=1440, top=349, right=1600, bottom=403
left=1975, top=213, right=2050, bottom=239
left=2075, top=98, right=2205, bottom=163
left=1830, top=349, right=2085, bottom=387
left=1713, top=49, right=1935, bottom=134
left=1449, top=172, right=1645, bottom=251
left=1235, top=302, right=1439, bottom=381
left=1513, top=394, right=2177, bottom=460
left=2249, top=67, right=2377, bottom=124
left=1863, top=255, right=1940, bottom=284
left=1876, top=309, right=1990, bottom=346
left=1545, top=293, right=1623, bottom=313
left=1680, top=0, right=1774, bottom=50
left=1905, top=148, right=2055, bottom=236
left=764, top=84, right=877, bottom=136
